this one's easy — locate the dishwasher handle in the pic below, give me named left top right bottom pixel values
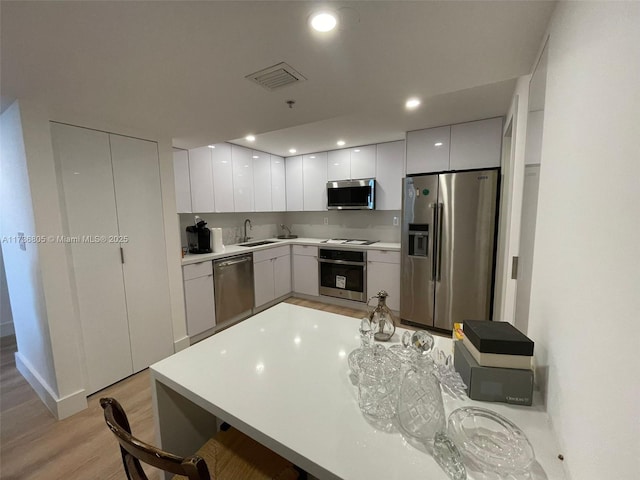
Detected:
left=215, top=255, right=252, bottom=269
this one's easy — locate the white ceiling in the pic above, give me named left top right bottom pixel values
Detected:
left=0, top=1, right=555, bottom=157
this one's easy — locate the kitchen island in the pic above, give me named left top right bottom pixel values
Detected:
left=150, top=303, right=566, bottom=480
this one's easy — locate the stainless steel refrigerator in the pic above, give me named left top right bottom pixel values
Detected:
left=400, top=170, right=499, bottom=331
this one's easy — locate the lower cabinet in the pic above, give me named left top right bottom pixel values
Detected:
left=254, top=246, right=292, bottom=308
left=292, top=245, right=319, bottom=296
left=183, top=262, right=216, bottom=336
left=367, top=250, right=401, bottom=311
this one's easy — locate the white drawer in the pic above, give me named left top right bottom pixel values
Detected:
left=183, top=261, right=213, bottom=280
left=253, top=245, right=290, bottom=263
left=292, top=245, right=318, bottom=257
left=367, top=249, right=401, bottom=264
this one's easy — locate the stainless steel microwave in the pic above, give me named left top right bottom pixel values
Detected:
left=326, top=179, right=376, bottom=210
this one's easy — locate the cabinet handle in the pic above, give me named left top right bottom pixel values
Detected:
left=120, top=247, right=125, bottom=264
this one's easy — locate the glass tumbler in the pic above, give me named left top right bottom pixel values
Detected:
left=357, top=352, right=401, bottom=419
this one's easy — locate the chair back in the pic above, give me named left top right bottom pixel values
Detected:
left=100, top=397, right=211, bottom=480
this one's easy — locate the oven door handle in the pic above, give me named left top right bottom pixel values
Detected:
left=318, top=258, right=366, bottom=267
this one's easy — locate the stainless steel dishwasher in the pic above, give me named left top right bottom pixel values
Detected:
left=213, top=253, right=254, bottom=325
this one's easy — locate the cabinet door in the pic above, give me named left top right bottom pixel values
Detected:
left=285, top=155, right=303, bottom=211
left=293, top=255, right=318, bottom=296
left=253, top=150, right=272, bottom=212
left=253, top=259, right=275, bottom=307
left=406, top=126, right=451, bottom=174
left=184, top=274, right=216, bottom=336
left=367, top=261, right=400, bottom=311
left=327, top=149, right=350, bottom=181
left=232, top=145, right=254, bottom=212
left=450, top=117, right=503, bottom=170
left=375, top=141, right=405, bottom=211
left=350, top=145, right=376, bottom=179
left=188, top=146, right=215, bottom=212
left=173, top=149, right=192, bottom=213
left=211, top=143, right=234, bottom=212
left=271, top=155, right=286, bottom=211
left=110, top=134, right=174, bottom=372
left=303, top=152, right=328, bottom=211
left=52, top=123, right=133, bottom=394
left=273, top=254, right=292, bottom=298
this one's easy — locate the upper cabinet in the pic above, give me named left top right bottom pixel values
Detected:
left=252, top=150, right=272, bottom=212
left=211, top=143, right=234, bottom=212
left=376, top=140, right=405, bottom=211
left=303, top=152, right=328, bottom=211
left=173, top=149, right=192, bottom=213
left=406, top=117, right=502, bottom=174
left=232, top=145, right=254, bottom=212
left=449, top=117, right=503, bottom=170
left=327, top=145, right=376, bottom=180
left=271, top=155, right=286, bottom=211
left=189, top=146, right=216, bottom=213
left=285, top=155, right=303, bottom=211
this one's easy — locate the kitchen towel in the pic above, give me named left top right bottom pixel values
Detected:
left=211, top=227, right=225, bottom=253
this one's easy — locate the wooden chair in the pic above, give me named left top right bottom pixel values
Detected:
left=100, top=397, right=299, bottom=480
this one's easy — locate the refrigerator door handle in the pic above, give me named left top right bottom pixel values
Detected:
left=436, top=202, right=444, bottom=281
left=431, top=202, right=438, bottom=281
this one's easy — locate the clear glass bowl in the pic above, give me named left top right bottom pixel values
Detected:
left=447, top=407, right=535, bottom=474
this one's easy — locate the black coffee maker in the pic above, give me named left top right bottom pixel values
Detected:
left=186, top=217, right=212, bottom=254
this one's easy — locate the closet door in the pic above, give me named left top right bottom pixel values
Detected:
left=109, top=134, right=174, bottom=372
left=52, top=123, right=132, bottom=394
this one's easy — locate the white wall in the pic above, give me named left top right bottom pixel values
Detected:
left=0, top=247, right=14, bottom=337
left=527, top=3, right=640, bottom=479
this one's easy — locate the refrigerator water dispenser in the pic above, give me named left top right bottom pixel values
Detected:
left=408, top=224, right=429, bottom=257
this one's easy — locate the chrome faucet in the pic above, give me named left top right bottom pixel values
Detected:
left=241, top=218, right=252, bottom=243
left=280, top=224, right=292, bottom=236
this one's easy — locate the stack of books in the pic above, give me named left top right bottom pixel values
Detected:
left=454, top=320, right=535, bottom=406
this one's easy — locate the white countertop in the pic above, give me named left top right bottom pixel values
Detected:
left=150, top=303, right=566, bottom=480
left=181, top=238, right=401, bottom=266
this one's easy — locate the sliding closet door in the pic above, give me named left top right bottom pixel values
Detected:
left=109, top=134, right=173, bottom=372
left=52, top=123, right=132, bottom=394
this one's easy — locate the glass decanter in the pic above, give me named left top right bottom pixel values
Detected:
left=396, top=331, right=445, bottom=444
left=367, top=290, right=397, bottom=342
left=348, top=318, right=385, bottom=380
left=357, top=344, right=401, bottom=420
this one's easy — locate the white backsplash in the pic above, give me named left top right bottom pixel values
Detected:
left=179, top=210, right=401, bottom=248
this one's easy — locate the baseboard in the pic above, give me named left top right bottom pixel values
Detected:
left=15, top=352, right=87, bottom=419
left=173, top=336, right=190, bottom=352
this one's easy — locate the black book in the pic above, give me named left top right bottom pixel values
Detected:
left=463, top=320, right=534, bottom=356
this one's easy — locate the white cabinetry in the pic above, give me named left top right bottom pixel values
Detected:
left=252, top=150, right=272, bottom=212
left=406, top=118, right=503, bottom=174
left=406, top=126, right=451, bottom=174
left=285, top=155, right=303, bottom=211
left=271, top=155, right=286, bottom=211
left=253, top=246, right=291, bottom=308
left=52, top=123, right=173, bottom=395
left=211, top=143, right=234, bottom=212
left=303, top=152, right=327, bottom=211
left=367, top=249, right=401, bottom=311
left=189, top=146, right=216, bottom=212
left=183, top=262, right=216, bottom=336
left=232, top=145, right=254, bottom=212
left=327, top=146, right=376, bottom=180
left=375, top=141, right=405, bottom=211
left=450, top=117, right=503, bottom=170
left=292, top=245, right=318, bottom=296
left=173, top=149, right=192, bottom=213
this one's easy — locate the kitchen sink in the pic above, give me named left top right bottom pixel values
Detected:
left=276, top=235, right=298, bottom=239
left=239, top=240, right=279, bottom=247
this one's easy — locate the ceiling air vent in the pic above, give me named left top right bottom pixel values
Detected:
left=246, top=62, right=306, bottom=91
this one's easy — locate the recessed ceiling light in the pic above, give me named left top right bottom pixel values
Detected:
left=252, top=155, right=259, bottom=159
left=354, top=149, right=360, bottom=153
left=246, top=135, right=256, bottom=142
left=337, top=140, right=346, bottom=146
left=310, top=12, right=337, bottom=32
left=434, top=142, right=444, bottom=147
left=289, top=148, right=297, bottom=154
left=208, top=145, right=216, bottom=149
left=405, top=97, right=421, bottom=110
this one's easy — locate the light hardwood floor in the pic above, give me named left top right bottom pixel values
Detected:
left=0, top=298, right=367, bottom=480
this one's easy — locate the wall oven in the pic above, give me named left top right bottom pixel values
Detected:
left=318, top=248, right=367, bottom=302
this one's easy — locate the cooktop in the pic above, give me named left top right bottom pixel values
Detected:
left=322, top=238, right=378, bottom=245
